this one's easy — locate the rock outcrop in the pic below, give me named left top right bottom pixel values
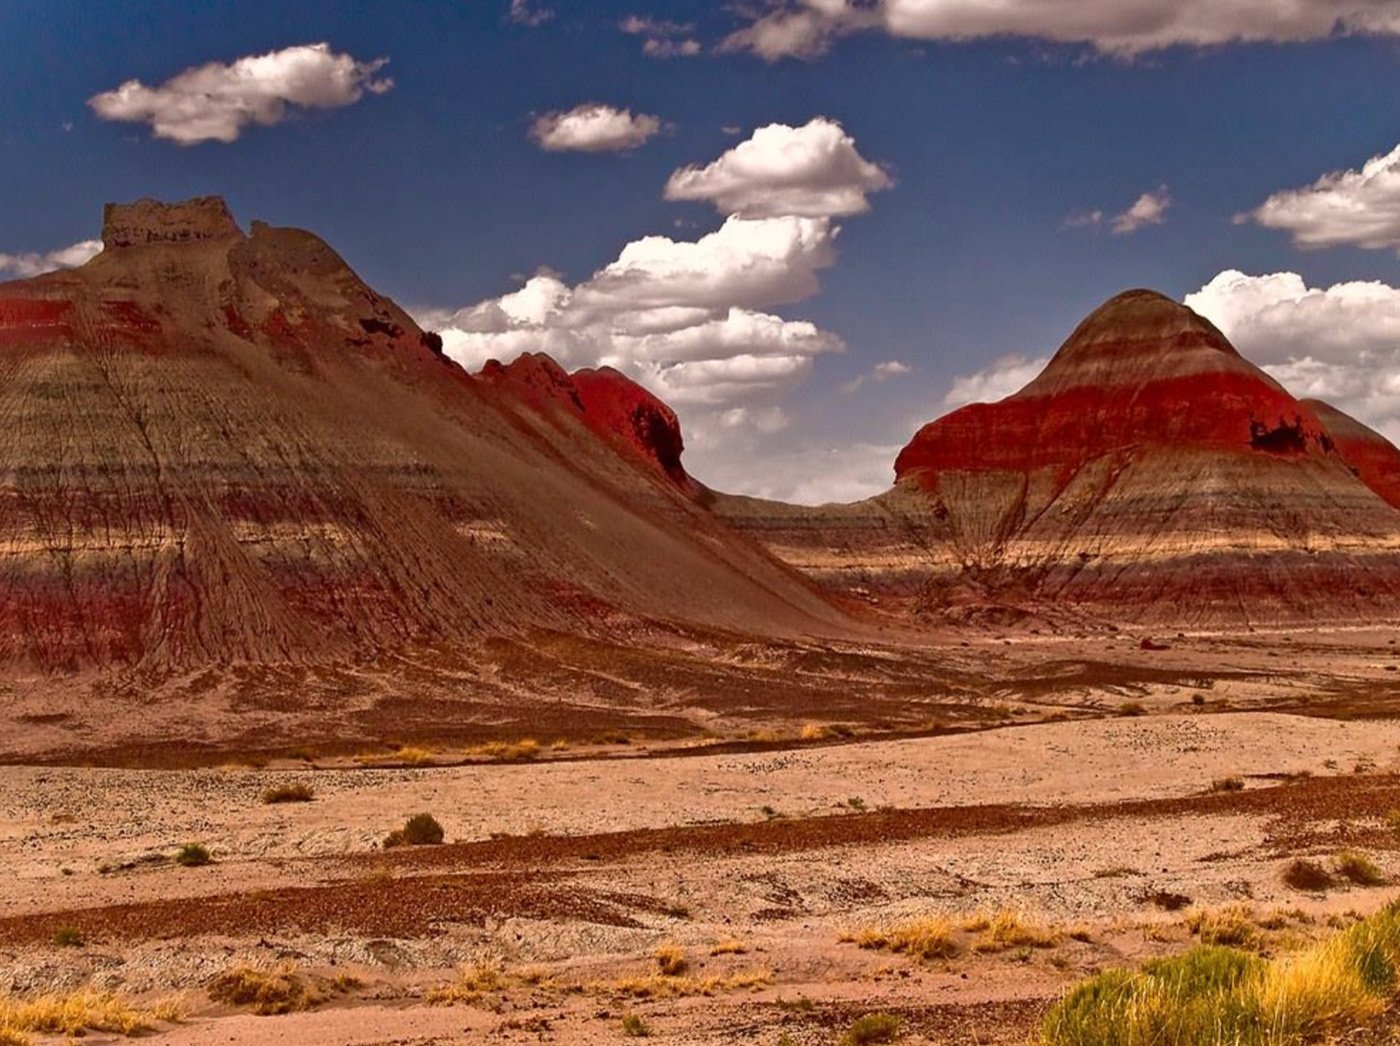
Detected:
left=0, top=197, right=843, bottom=674
left=716, top=290, right=1400, bottom=627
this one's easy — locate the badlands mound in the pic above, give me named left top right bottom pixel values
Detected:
left=717, top=290, right=1400, bottom=627
left=0, top=196, right=843, bottom=677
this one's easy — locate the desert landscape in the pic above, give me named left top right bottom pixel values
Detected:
left=11, top=4, right=1400, bottom=1043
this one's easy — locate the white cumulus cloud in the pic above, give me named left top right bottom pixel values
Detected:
left=724, top=0, right=1400, bottom=60
left=942, top=353, right=1050, bottom=408
left=1246, top=143, right=1400, bottom=251
left=0, top=239, right=103, bottom=279
left=420, top=121, right=901, bottom=495
left=529, top=103, right=663, bottom=153
left=664, top=117, right=892, bottom=218
left=1063, top=185, right=1171, bottom=235
left=1185, top=269, right=1400, bottom=443
left=88, top=43, right=392, bottom=145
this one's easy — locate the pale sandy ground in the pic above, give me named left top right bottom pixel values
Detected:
left=5, top=710, right=1400, bottom=1043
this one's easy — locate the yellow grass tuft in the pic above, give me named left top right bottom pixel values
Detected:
left=425, top=961, right=505, bottom=1005
left=972, top=909, right=1061, bottom=953
left=842, top=916, right=958, bottom=961
left=467, top=739, right=541, bottom=762
left=1185, top=905, right=1261, bottom=949
left=207, top=963, right=323, bottom=1015
left=709, top=938, right=749, bottom=956
left=592, top=968, right=772, bottom=999
left=0, top=990, right=183, bottom=1042
left=1043, top=899, right=1400, bottom=1045
left=654, top=943, right=689, bottom=976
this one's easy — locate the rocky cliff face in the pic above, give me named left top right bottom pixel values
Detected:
left=0, top=197, right=842, bottom=673
left=716, top=290, right=1400, bottom=627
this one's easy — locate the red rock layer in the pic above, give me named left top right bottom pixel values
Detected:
left=1305, top=398, right=1400, bottom=511
left=0, top=197, right=843, bottom=673
left=716, top=290, right=1400, bottom=627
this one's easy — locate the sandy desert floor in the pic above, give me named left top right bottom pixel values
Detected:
left=5, top=629, right=1400, bottom=1043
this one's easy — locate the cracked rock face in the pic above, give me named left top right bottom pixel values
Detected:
left=0, top=197, right=840, bottom=674
left=716, top=291, right=1400, bottom=627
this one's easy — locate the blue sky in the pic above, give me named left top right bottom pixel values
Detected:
left=6, top=0, right=1400, bottom=501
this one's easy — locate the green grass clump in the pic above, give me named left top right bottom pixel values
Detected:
left=844, top=1012, right=901, bottom=1044
left=174, top=843, right=212, bottom=867
left=1042, top=900, right=1400, bottom=1045
left=1335, top=850, right=1386, bottom=886
left=384, top=812, right=444, bottom=848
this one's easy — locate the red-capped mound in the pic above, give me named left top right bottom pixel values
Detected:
left=1305, top=399, right=1400, bottom=511
left=896, top=290, right=1332, bottom=480
left=478, top=353, right=692, bottom=490
left=0, top=196, right=841, bottom=674
left=716, top=289, right=1400, bottom=627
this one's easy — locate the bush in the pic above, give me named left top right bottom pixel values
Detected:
left=1185, top=906, right=1260, bottom=949
left=384, top=813, right=444, bottom=848
left=1336, top=850, right=1386, bottom=886
left=1283, top=859, right=1336, bottom=891
left=1210, top=777, right=1245, bottom=793
left=844, top=1012, right=901, bottom=1044
left=261, top=783, right=314, bottom=804
left=174, top=843, right=212, bottom=867
left=621, top=1013, right=650, bottom=1037
left=845, top=917, right=958, bottom=961
left=207, top=964, right=321, bottom=1015
left=52, top=926, right=84, bottom=948
left=654, top=944, right=688, bottom=976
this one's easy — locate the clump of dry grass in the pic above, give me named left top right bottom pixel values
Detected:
left=841, top=917, right=958, bottom=961
left=1283, top=859, right=1336, bottom=892
left=592, top=968, right=772, bottom=1000
left=467, top=739, right=541, bottom=762
left=207, top=963, right=323, bottom=1015
left=261, top=782, right=314, bottom=804
left=654, top=944, right=688, bottom=976
left=709, top=938, right=748, bottom=956
left=1211, top=776, right=1246, bottom=793
left=1335, top=849, right=1386, bottom=886
left=0, top=991, right=182, bottom=1042
left=425, top=962, right=505, bottom=1005
left=844, top=1012, right=902, bottom=1044
left=971, top=909, right=1060, bottom=953
left=1185, top=905, right=1261, bottom=949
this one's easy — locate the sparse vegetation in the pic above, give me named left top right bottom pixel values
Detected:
left=654, top=943, right=688, bottom=976
left=709, top=938, right=748, bottom=956
left=1211, top=776, right=1246, bottom=793
left=1283, top=859, right=1335, bottom=892
left=52, top=926, right=83, bottom=948
left=467, top=739, right=541, bottom=762
left=384, top=812, right=444, bottom=848
left=424, top=962, right=504, bottom=1005
left=972, top=909, right=1061, bottom=953
left=261, top=782, right=314, bottom=804
left=842, top=916, right=958, bottom=961
left=207, top=963, right=322, bottom=1015
left=844, top=1012, right=902, bottom=1044
left=174, top=842, right=212, bottom=867
left=0, top=990, right=182, bottom=1042
left=1185, top=905, right=1261, bottom=949
left=1335, top=849, right=1386, bottom=886
left=1043, top=900, right=1400, bottom=1046
left=592, top=968, right=772, bottom=999
left=621, top=1013, right=650, bottom=1037
left=1119, top=701, right=1146, bottom=716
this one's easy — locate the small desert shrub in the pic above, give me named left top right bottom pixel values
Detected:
left=1211, top=776, right=1246, bottom=793
left=207, top=963, right=320, bottom=1015
left=52, top=926, right=83, bottom=948
left=425, top=962, right=504, bottom=1005
left=261, top=782, right=314, bottom=804
left=844, top=1012, right=901, bottom=1044
left=1119, top=701, right=1146, bottom=717
left=384, top=812, right=444, bottom=848
left=972, top=910, right=1060, bottom=953
left=1283, top=859, right=1336, bottom=892
left=710, top=938, right=748, bottom=956
left=174, top=843, right=212, bottom=867
left=395, top=746, right=435, bottom=766
left=1147, top=890, right=1193, bottom=912
left=844, top=916, right=957, bottom=961
left=1185, top=906, right=1260, bottom=949
left=594, top=969, right=771, bottom=1000
left=800, top=723, right=832, bottom=741
left=654, top=944, right=688, bottom=976
left=1335, top=849, right=1386, bottom=886
left=469, top=739, right=540, bottom=762
left=621, top=1013, right=650, bottom=1037
left=0, top=990, right=182, bottom=1040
